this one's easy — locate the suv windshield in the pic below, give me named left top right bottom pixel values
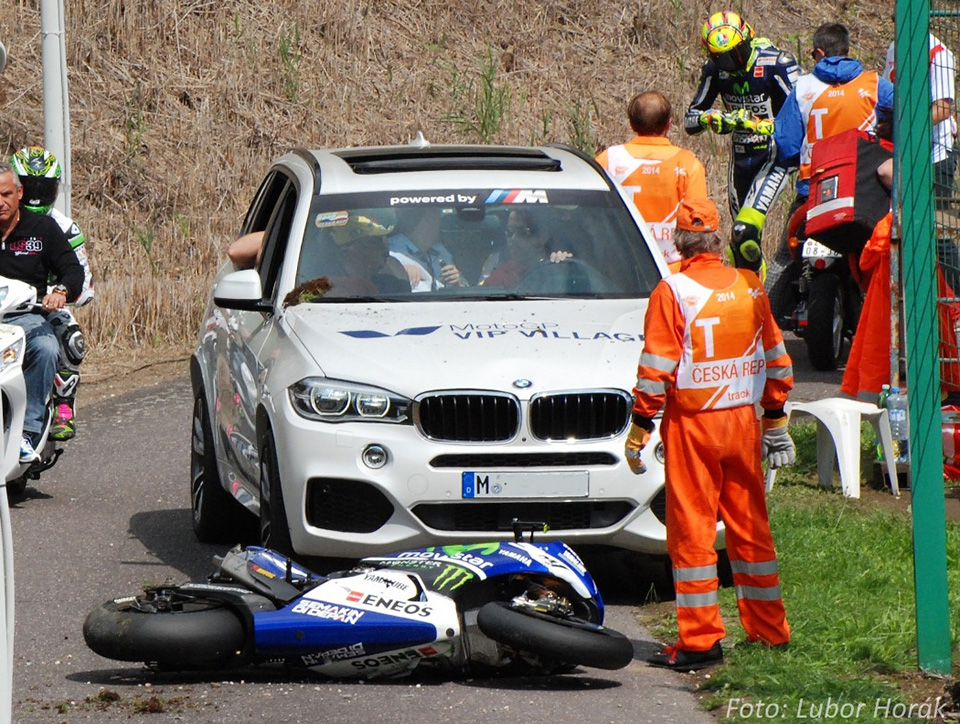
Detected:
left=289, top=190, right=661, bottom=302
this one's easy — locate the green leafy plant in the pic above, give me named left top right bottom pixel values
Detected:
left=134, top=223, right=158, bottom=276
left=445, top=48, right=512, bottom=143
left=279, top=25, right=302, bottom=102
left=568, top=98, right=599, bottom=155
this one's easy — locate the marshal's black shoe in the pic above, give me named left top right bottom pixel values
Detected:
left=646, top=642, right=723, bottom=670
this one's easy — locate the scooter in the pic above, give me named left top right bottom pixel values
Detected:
left=785, top=236, right=863, bottom=371
left=83, top=521, right=634, bottom=678
left=0, top=275, right=73, bottom=495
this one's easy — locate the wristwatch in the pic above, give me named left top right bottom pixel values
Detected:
left=51, top=284, right=68, bottom=297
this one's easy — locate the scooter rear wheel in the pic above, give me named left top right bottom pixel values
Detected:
left=477, top=601, right=634, bottom=670
left=83, top=590, right=247, bottom=669
left=805, top=272, right=846, bottom=371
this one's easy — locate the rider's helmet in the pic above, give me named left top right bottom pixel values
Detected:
left=10, top=146, right=62, bottom=214
left=701, top=11, right=755, bottom=73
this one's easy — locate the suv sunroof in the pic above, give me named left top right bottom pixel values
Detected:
left=335, top=147, right=563, bottom=175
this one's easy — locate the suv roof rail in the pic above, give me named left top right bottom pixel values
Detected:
left=334, top=146, right=562, bottom=175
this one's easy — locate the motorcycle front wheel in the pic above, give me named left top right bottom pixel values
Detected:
left=476, top=601, right=634, bottom=671
left=83, top=589, right=248, bottom=669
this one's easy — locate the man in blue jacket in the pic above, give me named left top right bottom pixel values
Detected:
left=738, top=22, right=895, bottom=323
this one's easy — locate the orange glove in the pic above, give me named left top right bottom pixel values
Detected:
left=624, top=423, right=651, bottom=475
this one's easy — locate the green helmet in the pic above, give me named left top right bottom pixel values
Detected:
left=11, top=146, right=62, bottom=213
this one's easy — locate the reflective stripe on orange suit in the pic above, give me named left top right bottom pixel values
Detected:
left=596, top=136, right=708, bottom=266
left=632, top=254, right=792, bottom=650
left=842, top=212, right=960, bottom=399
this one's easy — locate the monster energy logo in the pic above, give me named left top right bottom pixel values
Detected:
left=732, top=80, right=750, bottom=95
left=434, top=565, right=474, bottom=591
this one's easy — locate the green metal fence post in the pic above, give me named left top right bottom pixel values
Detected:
left=898, top=0, right=952, bottom=674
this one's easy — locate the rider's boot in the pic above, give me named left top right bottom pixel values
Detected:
left=51, top=369, right=79, bottom=441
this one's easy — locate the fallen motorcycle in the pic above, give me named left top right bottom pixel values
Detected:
left=83, top=522, right=634, bottom=678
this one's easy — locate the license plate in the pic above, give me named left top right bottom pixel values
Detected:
left=461, top=471, right=589, bottom=499
left=802, top=238, right=842, bottom=258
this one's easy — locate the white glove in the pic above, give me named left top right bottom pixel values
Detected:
left=761, top=417, right=796, bottom=469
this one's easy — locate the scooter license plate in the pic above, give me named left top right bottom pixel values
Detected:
left=802, top=238, right=842, bottom=258
left=461, top=471, right=589, bottom=498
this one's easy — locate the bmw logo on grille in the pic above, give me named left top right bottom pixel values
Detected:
left=512, top=379, right=533, bottom=389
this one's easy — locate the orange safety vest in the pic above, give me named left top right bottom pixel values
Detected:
left=596, top=137, right=708, bottom=265
left=633, top=255, right=792, bottom=417
left=795, top=70, right=882, bottom=183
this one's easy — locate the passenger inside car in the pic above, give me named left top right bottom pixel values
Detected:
left=388, top=207, right=467, bottom=291
left=481, top=208, right=573, bottom=288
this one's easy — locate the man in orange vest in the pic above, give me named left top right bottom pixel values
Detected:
left=596, top=91, right=708, bottom=273
left=626, top=198, right=795, bottom=669
left=740, top=22, right=894, bottom=324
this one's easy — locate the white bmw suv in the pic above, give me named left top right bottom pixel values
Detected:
left=191, top=137, right=678, bottom=561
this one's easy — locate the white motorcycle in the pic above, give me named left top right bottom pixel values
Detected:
left=0, top=276, right=71, bottom=496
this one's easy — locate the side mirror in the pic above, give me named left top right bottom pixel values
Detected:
left=213, top=269, right=273, bottom=313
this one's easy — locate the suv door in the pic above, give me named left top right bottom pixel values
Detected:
left=215, top=170, right=299, bottom=491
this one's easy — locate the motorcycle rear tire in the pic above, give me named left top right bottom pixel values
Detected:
left=805, top=272, right=845, bottom=371
left=477, top=601, right=633, bottom=670
left=83, top=592, right=247, bottom=669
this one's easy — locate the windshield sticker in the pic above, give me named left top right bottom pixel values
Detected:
left=315, top=211, right=349, bottom=228
left=389, top=193, right=479, bottom=206
left=484, top=189, right=549, bottom=204
left=339, top=323, right=641, bottom=343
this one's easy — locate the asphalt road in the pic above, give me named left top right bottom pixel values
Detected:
left=6, top=374, right=721, bottom=724
left=5, top=336, right=839, bottom=723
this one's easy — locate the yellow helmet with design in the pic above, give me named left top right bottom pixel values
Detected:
left=701, top=11, right=755, bottom=73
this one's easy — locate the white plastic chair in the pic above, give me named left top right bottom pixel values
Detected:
left=764, top=398, right=900, bottom=499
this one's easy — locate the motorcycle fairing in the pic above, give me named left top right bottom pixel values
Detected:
left=253, top=569, right=460, bottom=660
left=362, top=540, right=602, bottom=607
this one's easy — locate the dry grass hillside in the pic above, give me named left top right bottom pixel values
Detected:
left=0, top=0, right=892, bottom=381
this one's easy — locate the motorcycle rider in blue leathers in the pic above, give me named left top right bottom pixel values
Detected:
left=684, top=11, right=800, bottom=276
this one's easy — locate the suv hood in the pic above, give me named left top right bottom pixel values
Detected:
left=284, top=301, right=646, bottom=396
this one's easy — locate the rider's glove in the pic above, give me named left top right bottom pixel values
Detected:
left=699, top=110, right=736, bottom=135
left=624, top=420, right=653, bottom=475
left=761, top=415, right=796, bottom=469
left=727, top=207, right=767, bottom=278
left=754, top=118, right=775, bottom=135
left=728, top=109, right=775, bottom=136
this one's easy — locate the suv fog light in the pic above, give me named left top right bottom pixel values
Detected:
left=655, top=442, right=665, bottom=465
left=363, top=444, right=388, bottom=469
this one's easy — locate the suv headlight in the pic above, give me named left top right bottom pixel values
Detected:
left=289, top=378, right=411, bottom=423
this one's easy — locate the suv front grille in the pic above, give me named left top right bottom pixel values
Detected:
left=416, top=393, right=519, bottom=442
left=430, top=452, right=617, bottom=468
left=412, top=501, right=634, bottom=532
left=529, top=391, right=631, bottom=440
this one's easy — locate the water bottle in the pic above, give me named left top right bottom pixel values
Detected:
left=886, top=387, right=909, bottom=463
left=876, top=384, right=891, bottom=460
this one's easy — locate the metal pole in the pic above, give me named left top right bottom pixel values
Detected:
left=40, top=0, right=71, bottom=216
left=898, top=0, right=953, bottom=673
